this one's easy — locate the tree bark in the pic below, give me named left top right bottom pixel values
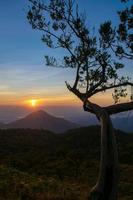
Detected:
left=105, top=101, right=133, bottom=115
left=88, top=107, right=118, bottom=200
left=65, top=85, right=127, bottom=200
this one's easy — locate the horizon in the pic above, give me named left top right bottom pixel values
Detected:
left=1, top=105, right=133, bottom=134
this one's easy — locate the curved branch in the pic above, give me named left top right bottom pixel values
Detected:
left=65, top=81, right=95, bottom=114
left=93, top=81, right=133, bottom=96
left=66, top=80, right=133, bottom=116
left=105, top=101, right=133, bottom=115
left=65, top=81, right=86, bottom=98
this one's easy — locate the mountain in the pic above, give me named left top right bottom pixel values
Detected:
left=5, top=110, right=79, bottom=133
left=112, top=112, right=133, bottom=133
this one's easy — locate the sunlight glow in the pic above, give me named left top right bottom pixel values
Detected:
left=30, top=99, right=37, bottom=107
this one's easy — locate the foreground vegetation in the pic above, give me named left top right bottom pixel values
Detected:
left=0, top=126, right=132, bottom=199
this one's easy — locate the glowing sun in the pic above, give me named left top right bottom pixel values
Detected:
left=30, top=99, right=37, bottom=107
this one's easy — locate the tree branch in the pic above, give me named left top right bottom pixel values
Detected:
left=65, top=81, right=86, bottom=99
left=65, top=81, right=104, bottom=116
left=93, top=81, right=133, bottom=95
left=105, top=101, right=133, bottom=115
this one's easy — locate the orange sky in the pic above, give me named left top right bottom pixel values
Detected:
left=0, top=82, right=131, bottom=109
left=1, top=91, right=127, bottom=108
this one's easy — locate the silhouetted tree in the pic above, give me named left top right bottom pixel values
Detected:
left=27, top=0, right=133, bottom=199
left=100, top=0, right=133, bottom=61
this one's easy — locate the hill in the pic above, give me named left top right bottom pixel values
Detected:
left=0, top=126, right=133, bottom=200
left=0, top=126, right=132, bottom=199
left=4, top=110, right=78, bottom=133
left=0, top=122, right=5, bottom=128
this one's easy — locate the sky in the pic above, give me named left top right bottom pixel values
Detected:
left=0, top=0, right=132, bottom=119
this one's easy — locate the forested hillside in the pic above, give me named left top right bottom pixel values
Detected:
left=0, top=126, right=132, bottom=199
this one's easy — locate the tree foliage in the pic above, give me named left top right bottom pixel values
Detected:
left=27, top=0, right=133, bottom=105
left=100, top=0, right=133, bottom=60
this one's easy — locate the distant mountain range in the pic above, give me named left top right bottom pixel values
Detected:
left=0, top=110, right=78, bottom=133
left=112, top=114, right=133, bottom=133
left=0, top=109, right=133, bottom=133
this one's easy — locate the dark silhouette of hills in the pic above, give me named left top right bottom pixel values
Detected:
left=4, top=110, right=78, bottom=133
left=0, top=126, right=132, bottom=167
left=0, top=122, right=5, bottom=128
left=1, top=108, right=133, bottom=133
left=0, top=126, right=132, bottom=199
left=112, top=113, right=133, bottom=133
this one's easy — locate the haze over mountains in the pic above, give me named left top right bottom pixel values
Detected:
left=0, top=106, right=133, bottom=133
left=2, top=110, right=78, bottom=133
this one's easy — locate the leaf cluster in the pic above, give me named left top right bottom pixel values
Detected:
left=27, top=0, right=133, bottom=102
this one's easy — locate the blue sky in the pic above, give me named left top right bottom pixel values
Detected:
left=0, top=0, right=131, bottom=107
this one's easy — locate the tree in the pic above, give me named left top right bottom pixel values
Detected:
left=27, top=0, right=133, bottom=199
left=99, top=0, right=133, bottom=61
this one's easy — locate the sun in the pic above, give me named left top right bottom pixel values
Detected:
left=30, top=99, right=37, bottom=107
left=24, top=98, right=42, bottom=108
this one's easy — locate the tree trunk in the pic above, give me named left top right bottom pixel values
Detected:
left=88, top=108, right=118, bottom=200
left=66, top=84, right=121, bottom=199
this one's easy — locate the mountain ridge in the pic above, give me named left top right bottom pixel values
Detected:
left=1, top=109, right=133, bottom=133
left=3, top=109, right=79, bottom=133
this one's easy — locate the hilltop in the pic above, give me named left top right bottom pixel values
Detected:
left=3, top=110, right=78, bottom=133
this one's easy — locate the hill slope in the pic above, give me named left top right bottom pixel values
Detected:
left=0, top=126, right=132, bottom=199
